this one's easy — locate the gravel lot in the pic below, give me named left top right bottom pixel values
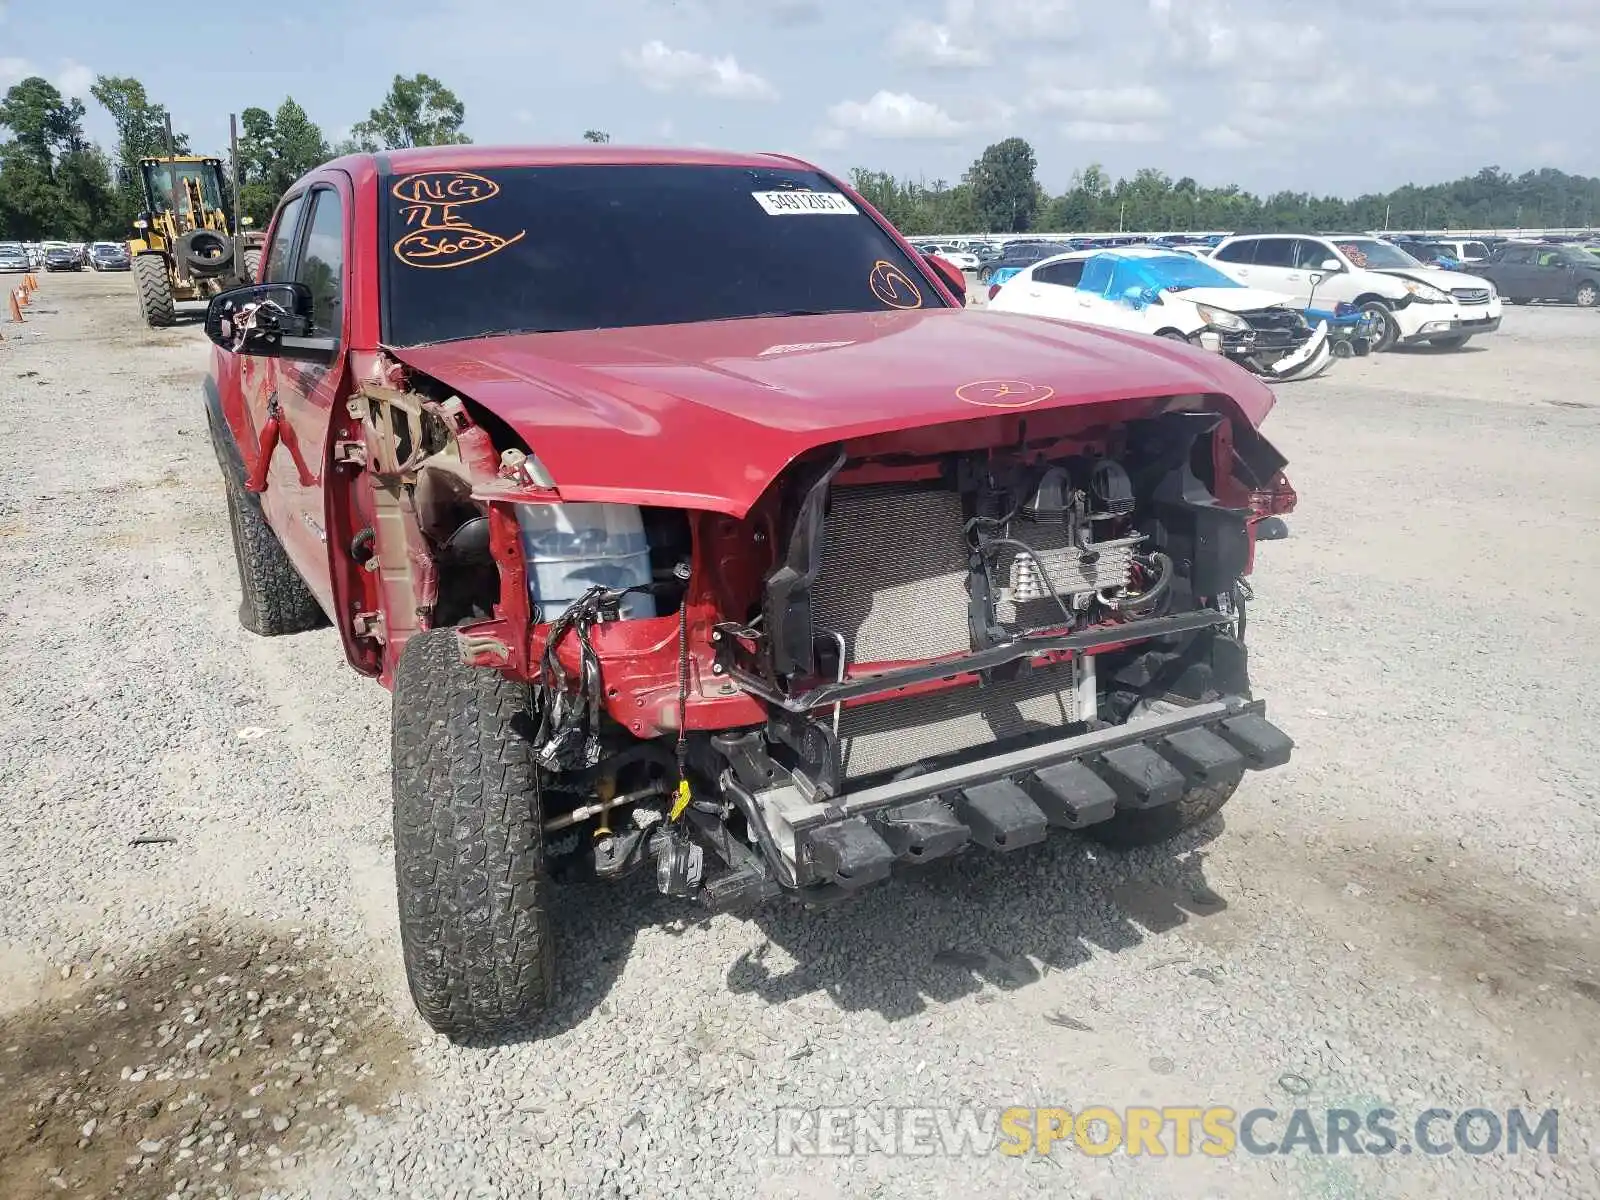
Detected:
left=2, top=271, right=1597, bottom=1200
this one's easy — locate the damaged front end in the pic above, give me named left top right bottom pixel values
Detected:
left=1194, top=308, right=1334, bottom=381
left=336, top=360, right=1297, bottom=910
left=703, top=408, right=1297, bottom=902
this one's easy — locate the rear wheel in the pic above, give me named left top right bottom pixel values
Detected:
left=132, top=254, right=175, bottom=327
left=1576, top=282, right=1599, bottom=308
left=393, top=630, right=556, bottom=1042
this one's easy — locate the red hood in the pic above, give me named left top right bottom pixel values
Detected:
left=388, top=309, right=1274, bottom=517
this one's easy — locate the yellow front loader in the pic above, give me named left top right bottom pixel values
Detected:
left=128, top=155, right=264, bottom=327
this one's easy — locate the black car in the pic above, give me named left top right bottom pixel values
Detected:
left=977, top=240, right=1074, bottom=283
left=1477, top=243, right=1600, bottom=307
left=44, top=247, right=82, bottom=272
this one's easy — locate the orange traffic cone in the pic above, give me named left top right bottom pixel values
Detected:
left=16, top=285, right=29, bottom=307
left=8, top=289, right=22, bottom=322
left=26, top=273, right=36, bottom=291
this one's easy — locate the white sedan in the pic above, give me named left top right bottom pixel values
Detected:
left=988, top=248, right=1333, bottom=380
left=917, top=243, right=981, bottom=272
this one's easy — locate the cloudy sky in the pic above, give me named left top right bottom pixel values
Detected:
left=2, top=0, right=1596, bottom=196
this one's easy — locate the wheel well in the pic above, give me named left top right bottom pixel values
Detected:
left=1354, top=293, right=1391, bottom=308
left=1155, top=327, right=1190, bottom=339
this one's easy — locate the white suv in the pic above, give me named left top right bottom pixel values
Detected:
left=1209, top=233, right=1502, bottom=350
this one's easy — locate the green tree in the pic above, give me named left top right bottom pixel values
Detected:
left=352, top=74, right=470, bottom=150
left=0, top=151, right=57, bottom=238
left=54, top=146, right=117, bottom=238
left=91, top=75, right=188, bottom=227
left=964, top=138, right=1039, bottom=233
left=582, top=129, right=610, bottom=143
left=272, top=98, right=329, bottom=181
left=0, top=77, right=88, bottom=178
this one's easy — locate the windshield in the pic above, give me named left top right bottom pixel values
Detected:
left=1333, top=239, right=1421, bottom=269
left=141, top=161, right=225, bottom=220
left=380, top=164, right=946, bottom=346
left=1129, top=252, right=1239, bottom=292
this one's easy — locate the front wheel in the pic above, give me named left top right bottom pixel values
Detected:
left=1084, top=771, right=1245, bottom=850
left=1360, top=301, right=1400, bottom=352
left=132, top=254, right=175, bottom=327
left=1427, top=333, right=1472, bottom=349
left=393, top=630, right=556, bottom=1042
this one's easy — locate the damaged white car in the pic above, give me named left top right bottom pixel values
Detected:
left=989, top=248, right=1333, bottom=381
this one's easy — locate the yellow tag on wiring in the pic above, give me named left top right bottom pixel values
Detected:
left=671, top=779, right=692, bottom=821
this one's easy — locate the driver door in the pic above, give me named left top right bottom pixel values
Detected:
left=267, top=180, right=352, bottom=616
left=246, top=180, right=351, bottom=615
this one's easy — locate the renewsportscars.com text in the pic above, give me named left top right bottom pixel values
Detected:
left=773, top=1106, right=1559, bottom=1158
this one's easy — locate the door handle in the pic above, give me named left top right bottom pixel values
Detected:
left=1286, top=272, right=1302, bottom=280
left=1236, top=269, right=1250, bottom=277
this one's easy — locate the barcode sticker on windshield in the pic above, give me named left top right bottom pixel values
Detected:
left=752, top=190, right=858, bottom=216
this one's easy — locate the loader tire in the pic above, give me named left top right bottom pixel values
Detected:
left=1084, top=771, right=1245, bottom=851
left=393, top=629, right=555, bottom=1042
left=133, top=254, right=176, bottom=328
left=215, top=439, right=324, bottom=636
left=242, top=248, right=262, bottom=284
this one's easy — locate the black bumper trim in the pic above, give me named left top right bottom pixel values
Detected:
left=744, top=696, right=1291, bottom=889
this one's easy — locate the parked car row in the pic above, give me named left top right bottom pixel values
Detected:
left=0, top=240, right=135, bottom=272
left=987, top=228, right=1512, bottom=379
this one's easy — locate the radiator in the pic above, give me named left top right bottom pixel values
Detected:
left=808, top=484, right=1087, bottom=780
left=834, top=659, right=1083, bottom=780
left=810, top=485, right=971, bottom=663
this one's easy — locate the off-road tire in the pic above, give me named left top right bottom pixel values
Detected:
left=241, top=248, right=262, bottom=284
left=133, top=254, right=176, bottom=328
left=1360, top=301, right=1399, bottom=352
left=219, top=464, right=324, bottom=636
left=393, top=630, right=555, bottom=1042
left=1575, top=282, right=1599, bottom=308
left=1084, top=770, right=1245, bottom=850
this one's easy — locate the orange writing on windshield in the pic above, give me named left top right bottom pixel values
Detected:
left=869, top=260, right=923, bottom=309
left=391, top=172, right=526, bottom=270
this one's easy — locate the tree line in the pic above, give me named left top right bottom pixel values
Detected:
left=0, top=73, right=472, bottom=240
left=4, top=82, right=1597, bottom=242
left=853, top=137, right=1600, bottom=236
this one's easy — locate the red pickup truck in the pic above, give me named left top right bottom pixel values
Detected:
left=203, top=144, right=1296, bottom=1040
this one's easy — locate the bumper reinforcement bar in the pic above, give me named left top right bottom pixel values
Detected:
left=729, top=695, right=1292, bottom=892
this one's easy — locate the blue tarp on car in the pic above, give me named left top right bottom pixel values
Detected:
left=1076, top=251, right=1244, bottom=307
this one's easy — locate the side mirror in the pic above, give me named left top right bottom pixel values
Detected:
left=923, top=253, right=967, bottom=305
left=205, top=282, right=334, bottom=363
left=1320, top=258, right=1341, bottom=271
